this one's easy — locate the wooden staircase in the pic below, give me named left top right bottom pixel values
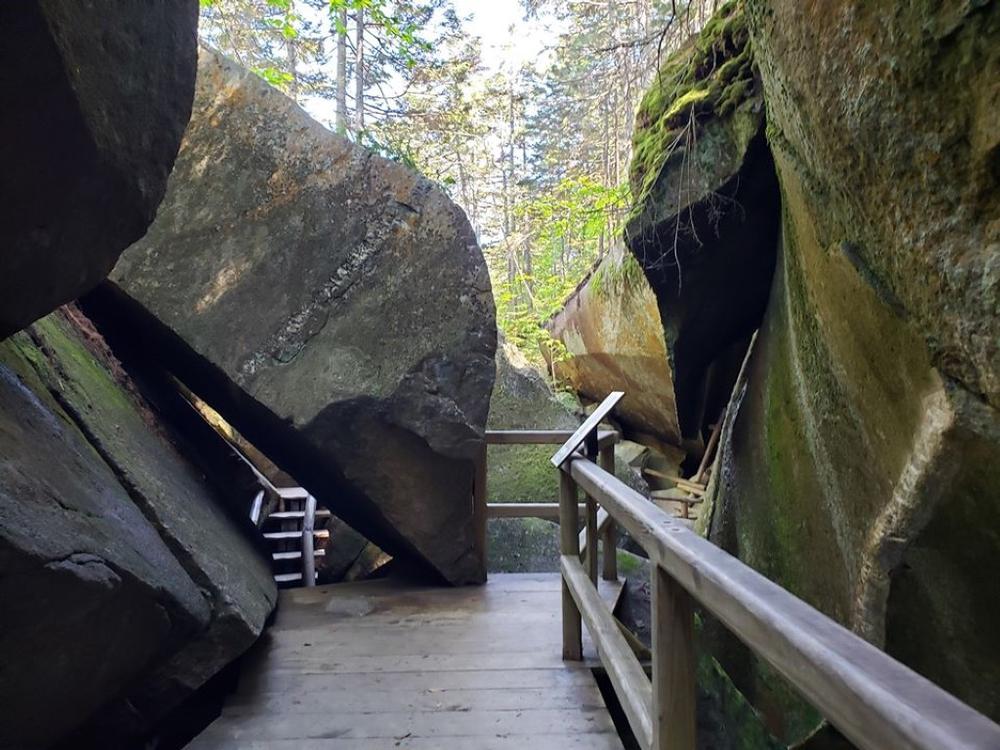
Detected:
left=253, top=487, right=330, bottom=588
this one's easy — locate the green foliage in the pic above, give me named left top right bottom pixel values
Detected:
left=487, top=175, right=629, bottom=364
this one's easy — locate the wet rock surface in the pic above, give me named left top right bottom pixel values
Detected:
left=96, top=48, right=496, bottom=584
left=0, top=0, right=198, bottom=339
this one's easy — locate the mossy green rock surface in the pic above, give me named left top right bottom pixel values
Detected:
left=704, top=0, right=1000, bottom=740
left=625, top=1, right=780, bottom=439
left=0, top=311, right=276, bottom=747
left=487, top=336, right=580, bottom=504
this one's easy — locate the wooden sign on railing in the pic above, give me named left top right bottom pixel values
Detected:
left=550, top=391, right=624, bottom=468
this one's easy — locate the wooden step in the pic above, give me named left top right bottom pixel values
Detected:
left=272, top=549, right=326, bottom=561
left=273, top=572, right=319, bottom=584
left=263, top=530, right=330, bottom=541
left=268, top=509, right=332, bottom=521
left=275, top=487, right=310, bottom=499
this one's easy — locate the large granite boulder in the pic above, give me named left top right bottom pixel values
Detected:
left=624, top=2, right=779, bottom=441
left=0, top=310, right=276, bottom=748
left=545, top=246, right=682, bottom=447
left=697, top=0, right=1000, bottom=740
left=0, top=0, right=198, bottom=339
left=88, top=47, right=497, bottom=584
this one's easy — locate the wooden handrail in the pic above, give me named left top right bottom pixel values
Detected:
left=560, top=453, right=1000, bottom=750
left=486, top=428, right=618, bottom=447
left=472, top=428, right=621, bottom=571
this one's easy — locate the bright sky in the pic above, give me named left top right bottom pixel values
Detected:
left=301, top=1, right=560, bottom=130
left=454, top=0, right=556, bottom=73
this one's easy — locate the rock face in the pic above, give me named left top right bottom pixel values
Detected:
left=485, top=337, right=579, bottom=573
left=0, top=0, right=198, bottom=339
left=545, top=246, right=682, bottom=446
left=624, top=2, right=779, bottom=441
left=692, top=0, right=1000, bottom=740
left=94, top=47, right=497, bottom=584
left=0, top=310, right=276, bottom=749
left=488, top=336, right=580, bottom=504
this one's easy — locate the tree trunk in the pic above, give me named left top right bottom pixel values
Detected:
left=354, top=7, right=365, bottom=133
left=285, top=1, right=299, bottom=102
left=336, top=5, right=348, bottom=134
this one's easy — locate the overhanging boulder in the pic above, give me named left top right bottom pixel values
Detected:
left=625, top=1, right=779, bottom=441
left=87, top=47, right=497, bottom=584
left=0, top=0, right=198, bottom=339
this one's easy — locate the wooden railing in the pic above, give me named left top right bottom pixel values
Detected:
left=553, top=397, right=1000, bottom=750
left=472, top=428, right=620, bottom=576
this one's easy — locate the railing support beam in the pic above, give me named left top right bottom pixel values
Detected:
left=302, top=494, right=317, bottom=588
left=560, top=467, right=582, bottom=661
left=473, top=443, right=488, bottom=575
left=598, top=444, right=617, bottom=581
left=652, top=564, right=696, bottom=750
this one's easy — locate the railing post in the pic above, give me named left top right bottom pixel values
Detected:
left=560, top=465, right=583, bottom=661
left=473, top=442, right=488, bottom=575
left=585, top=494, right=598, bottom=585
left=599, top=444, right=618, bottom=581
left=302, top=494, right=317, bottom=588
left=652, top=564, right=696, bottom=750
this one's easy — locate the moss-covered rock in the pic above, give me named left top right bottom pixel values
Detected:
left=625, top=1, right=780, bottom=442
left=701, top=0, right=1000, bottom=740
left=487, top=335, right=580, bottom=504
left=628, top=1, right=757, bottom=222
left=0, top=309, right=276, bottom=747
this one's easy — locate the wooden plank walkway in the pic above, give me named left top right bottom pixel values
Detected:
left=188, top=573, right=626, bottom=749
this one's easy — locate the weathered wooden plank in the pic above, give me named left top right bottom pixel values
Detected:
left=301, top=494, right=316, bottom=588
left=652, top=565, right=695, bottom=750
left=241, top=651, right=578, bottom=673
left=268, top=509, right=331, bottom=520
left=473, top=442, right=488, bottom=572
left=567, top=457, right=1000, bottom=750
left=551, top=392, right=624, bottom=467
left=196, top=707, right=617, bottom=742
left=275, top=486, right=310, bottom=499
left=262, top=530, right=329, bottom=540
left=249, top=489, right=264, bottom=524
left=235, top=666, right=599, bottom=697
left=271, top=549, right=325, bottom=561
left=487, top=502, right=584, bottom=519
left=562, top=555, right=652, bottom=749
left=223, top=685, right=607, bottom=715
left=560, top=471, right=583, bottom=661
left=486, top=429, right=618, bottom=448
left=188, top=732, right=625, bottom=750
left=598, top=445, right=618, bottom=581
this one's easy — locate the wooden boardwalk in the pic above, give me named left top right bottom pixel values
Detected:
left=188, top=573, right=626, bottom=749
